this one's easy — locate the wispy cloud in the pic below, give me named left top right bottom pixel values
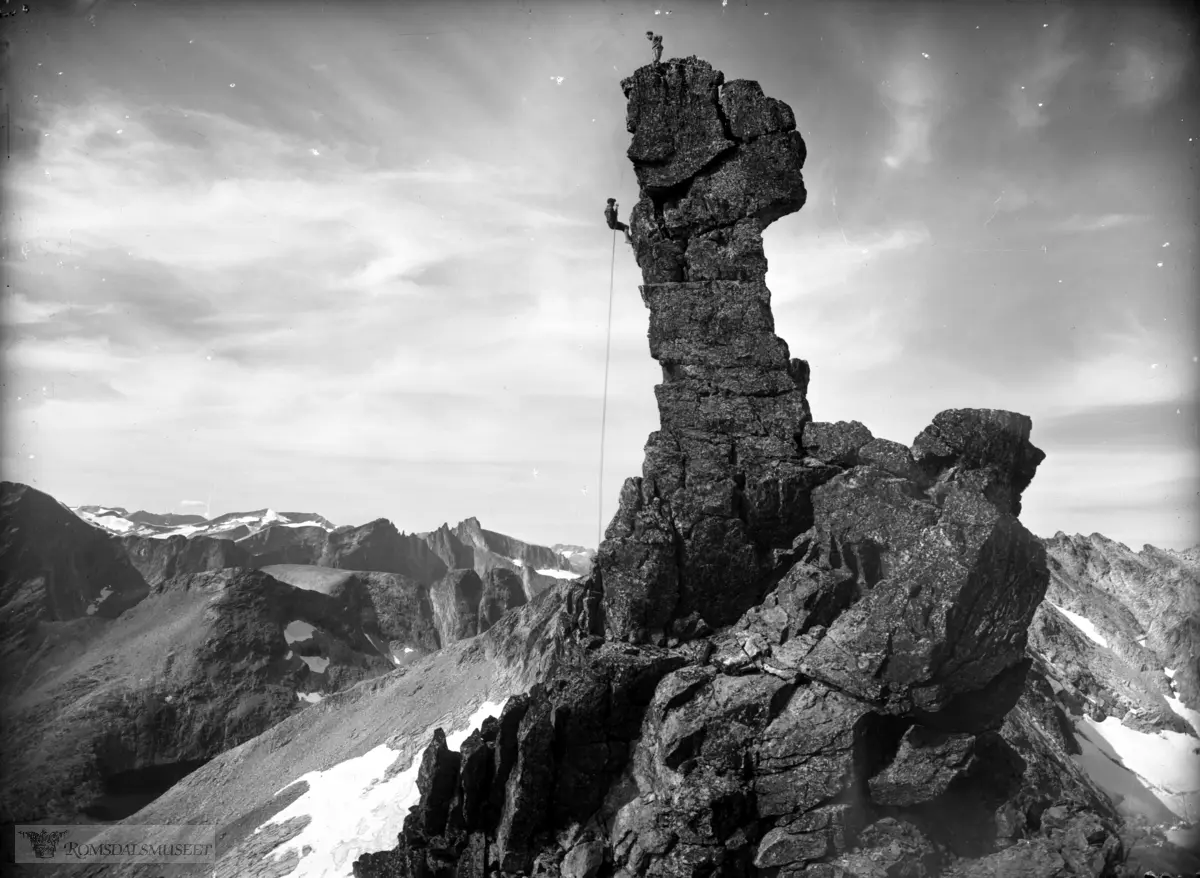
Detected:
left=1004, top=19, right=1078, bottom=130
left=877, top=53, right=942, bottom=169
left=1111, top=43, right=1189, bottom=109
left=4, top=0, right=1195, bottom=550
left=1051, top=213, right=1150, bottom=233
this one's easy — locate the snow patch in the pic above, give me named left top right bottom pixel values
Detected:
left=508, top=557, right=524, bottom=568
left=85, top=587, right=114, bottom=616
left=297, top=692, right=324, bottom=704
left=535, top=568, right=579, bottom=580
left=1047, top=602, right=1109, bottom=648
left=1166, top=667, right=1177, bottom=680
left=253, top=699, right=506, bottom=877
left=1137, top=637, right=1148, bottom=648
left=299, top=655, right=329, bottom=674
left=78, top=510, right=137, bottom=533
left=1076, top=715, right=1200, bottom=822
left=1072, top=723, right=1181, bottom=825
left=149, top=525, right=204, bottom=539
left=284, top=621, right=317, bottom=644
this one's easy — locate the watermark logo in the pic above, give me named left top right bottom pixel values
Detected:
left=14, top=824, right=218, bottom=864
left=16, top=829, right=69, bottom=859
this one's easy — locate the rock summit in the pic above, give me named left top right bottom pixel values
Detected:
left=345, top=56, right=1123, bottom=878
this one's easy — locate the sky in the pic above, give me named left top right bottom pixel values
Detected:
left=2, top=0, right=1197, bottom=551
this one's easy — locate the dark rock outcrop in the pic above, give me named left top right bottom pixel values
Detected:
left=0, top=483, right=150, bottom=659
left=239, top=518, right=450, bottom=581
left=450, top=517, right=574, bottom=576
left=422, top=523, right=479, bottom=572
left=353, top=571, right=443, bottom=658
left=234, top=516, right=576, bottom=600
left=351, top=57, right=1119, bottom=878
left=598, top=57, right=817, bottom=643
left=428, top=568, right=533, bottom=647
left=430, top=569, right=486, bottom=645
left=126, top=510, right=208, bottom=527
left=0, top=567, right=396, bottom=825
left=236, top=522, right=330, bottom=566
left=121, top=533, right=249, bottom=585
left=352, top=645, right=687, bottom=878
left=321, top=519, right=450, bottom=582
left=261, top=565, right=443, bottom=661
left=441, top=516, right=579, bottom=598
left=480, top=568, right=527, bottom=633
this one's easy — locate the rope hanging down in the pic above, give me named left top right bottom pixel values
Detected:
left=598, top=229, right=617, bottom=550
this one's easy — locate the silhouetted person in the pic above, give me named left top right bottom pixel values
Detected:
left=646, top=31, right=663, bottom=65
left=604, top=198, right=633, bottom=244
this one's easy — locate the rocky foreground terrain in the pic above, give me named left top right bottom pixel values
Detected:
left=3, top=55, right=1198, bottom=878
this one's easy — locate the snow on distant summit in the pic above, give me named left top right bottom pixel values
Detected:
left=72, top=505, right=337, bottom=540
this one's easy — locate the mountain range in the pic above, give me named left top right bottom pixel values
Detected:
left=2, top=486, right=1197, bottom=877
left=4, top=470, right=1195, bottom=873
left=0, top=482, right=589, bottom=843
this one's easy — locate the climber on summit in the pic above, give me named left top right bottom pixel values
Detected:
left=646, top=31, right=663, bottom=65
left=604, top=198, right=633, bottom=245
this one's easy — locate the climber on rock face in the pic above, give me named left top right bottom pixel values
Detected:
left=604, top=198, right=633, bottom=245
left=646, top=31, right=663, bottom=65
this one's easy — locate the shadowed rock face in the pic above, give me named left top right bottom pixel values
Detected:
left=0, top=482, right=149, bottom=644
left=598, top=57, right=817, bottom=644
left=348, top=58, right=1125, bottom=878
left=0, top=566, right=397, bottom=826
left=121, top=533, right=249, bottom=586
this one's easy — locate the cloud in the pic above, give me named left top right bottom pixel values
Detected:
left=1111, top=43, right=1189, bottom=109
left=767, top=222, right=932, bottom=302
left=877, top=57, right=941, bottom=169
left=1050, top=213, right=1150, bottom=233
left=1023, top=446, right=1199, bottom=550
left=179, top=499, right=207, bottom=507
left=4, top=1, right=1195, bottom=551
left=1036, top=399, right=1197, bottom=449
left=1003, top=21, right=1079, bottom=130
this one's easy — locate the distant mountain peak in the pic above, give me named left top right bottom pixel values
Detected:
left=71, top=505, right=336, bottom=541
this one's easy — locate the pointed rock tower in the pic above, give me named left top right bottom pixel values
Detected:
left=596, top=57, right=822, bottom=643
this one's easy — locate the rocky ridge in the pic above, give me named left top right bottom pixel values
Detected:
left=0, top=484, right=529, bottom=832
left=76, top=499, right=580, bottom=598
left=350, top=57, right=1126, bottom=878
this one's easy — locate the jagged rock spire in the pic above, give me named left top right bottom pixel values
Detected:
left=597, top=57, right=818, bottom=643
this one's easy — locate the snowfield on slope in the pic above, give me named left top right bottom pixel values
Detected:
left=1075, top=714, right=1200, bottom=823
left=249, top=699, right=507, bottom=878
left=535, top=567, right=579, bottom=580
left=1047, top=601, right=1110, bottom=648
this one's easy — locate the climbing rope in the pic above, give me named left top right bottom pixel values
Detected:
left=598, top=229, right=617, bottom=550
